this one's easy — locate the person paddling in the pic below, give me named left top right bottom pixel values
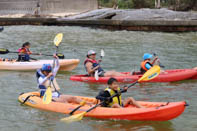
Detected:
left=84, top=50, right=127, bottom=77
left=140, top=53, right=159, bottom=74
left=36, top=54, right=83, bottom=104
left=17, top=42, right=33, bottom=61
left=96, top=77, right=143, bottom=108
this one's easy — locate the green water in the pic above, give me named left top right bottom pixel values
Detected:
left=0, top=26, right=197, bottom=131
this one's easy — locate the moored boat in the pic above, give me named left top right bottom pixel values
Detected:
left=18, top=92, right=187, bottom=121
left=0, top=26, right=3, bottom=32
left=70, top=69, right=197, bottom=83
left=0, top=59, right=80, bottom=71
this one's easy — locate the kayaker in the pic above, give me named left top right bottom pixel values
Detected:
left=84, top=50, right=127, bottom=77
left=140, top=53, right=159, bottom=74
left=36, top=54, right=83, bottom=104
left=96, top=77, right=143, bottom=108
left=17, top=42, right=32, bottom=61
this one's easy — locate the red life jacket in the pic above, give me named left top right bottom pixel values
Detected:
left=18, top=47, right=30, bottom=54
left=84, top=58, right=104, bottom=75
left=84, top=58, right=98, bottom=65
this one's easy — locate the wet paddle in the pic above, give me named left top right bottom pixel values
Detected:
left=43, top=33, right=63, bottom=104
left=95, top=49, right=105, bottom=80
left=61, top=65, right=161, bottom=123
left=0, top=48, right=65, bottom=59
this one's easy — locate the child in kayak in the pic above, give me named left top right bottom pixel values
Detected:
left=140, top=53, right=159, bottom=74
left=17, top=42, right=32, bottom=61
left=36, top=54, right=83, bottom=104
left=96, top=77, right=143, bottom=108
left=84, top=50, right=128, bottom=77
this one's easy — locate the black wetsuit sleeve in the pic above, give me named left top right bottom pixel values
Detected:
left=96, top=90, right=111, bottom=101
left=120, top=89, right=127, bottom=93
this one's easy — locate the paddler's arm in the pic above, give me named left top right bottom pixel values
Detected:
left=38, top=72, right=53, bottom=85
left=96, top=90, right=112, bottom=102
left=86, top=62, right=99, bottom=75
left=151, top=56, right=158, bottom=65
left=120, top=86, right=128, bottom=93
left=52, top=54, right=60, bottom=77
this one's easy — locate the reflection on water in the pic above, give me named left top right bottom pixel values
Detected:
left=0, top=26, right=197, bottom=130
left=88, top=119, right=174, bottom=131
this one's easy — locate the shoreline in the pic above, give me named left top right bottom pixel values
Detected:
left=0, top=9, right=197, bottom=32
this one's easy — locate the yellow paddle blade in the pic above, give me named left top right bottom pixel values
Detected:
left=80, top=101, right=86, bottom=106
left=61, top=112, right=87, bottom=123
left=42, top=87, right=52, bottom=104
left=54, top=33, right=63, bottom=47
left=138, top=65, right=160, bottom=82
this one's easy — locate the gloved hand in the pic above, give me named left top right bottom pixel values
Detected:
left=104, top=97, right=112, bottom=102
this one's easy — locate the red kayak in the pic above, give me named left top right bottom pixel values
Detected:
left=70, top=69, right=197, bottom=83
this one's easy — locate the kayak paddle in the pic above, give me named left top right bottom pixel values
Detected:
left=95, top=49, right=105, bottom=80
left=0, top=48, right=65, bottom=59
left=69, top=101, right=86, bottom=115
left=43, top=33, right=63, bottom=104
left=61, top=65, right=160, bottom=123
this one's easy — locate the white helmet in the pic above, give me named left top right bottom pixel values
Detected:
left=87, top=50, right=96, bottom=56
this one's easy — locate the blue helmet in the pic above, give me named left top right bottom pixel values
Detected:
left=143, top=53, right=153, bottom=60
left=41, top=64, right=52, bottom=71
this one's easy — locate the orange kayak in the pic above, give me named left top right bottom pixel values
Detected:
left=18, top=92, right=187, bottom=121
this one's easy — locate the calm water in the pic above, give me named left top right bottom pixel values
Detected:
left=0, top=26, right=197, bottom=131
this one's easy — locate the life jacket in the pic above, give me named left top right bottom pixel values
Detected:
left=36, top=69, right=60, bottom=97
left=140, top=60, right=153, bottom=74
left=105, top=87, right=122, bottom=107
left=18, top=47, right=30, bottom=61
left=18, top=47, right=30, bottom=54
left=84, top=58, right=104, bottom=75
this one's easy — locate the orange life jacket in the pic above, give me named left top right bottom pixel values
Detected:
left=140, top=60, right=152, bottom=73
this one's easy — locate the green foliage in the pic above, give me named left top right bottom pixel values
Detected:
left=117, top=0, right=134, bottom=9
left=98, top=0, right=197, bottom=10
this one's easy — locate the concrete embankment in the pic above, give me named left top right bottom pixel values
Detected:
left=0, top=8, right=197, bottom=32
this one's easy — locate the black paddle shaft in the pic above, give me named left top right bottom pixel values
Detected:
left=0, top=48, right=64, bottom=59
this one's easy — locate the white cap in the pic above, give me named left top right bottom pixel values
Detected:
left=87, top=50, right=96, bottom=56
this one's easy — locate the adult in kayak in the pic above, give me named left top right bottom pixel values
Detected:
left=17, top=42, right=33, bottom=61
left=84, top=50, right=127, bottom=77
left=96, top=77, right=143, bottom=108
left=36, top=54, right=83, bottom=104
left=140, top=53, right=159, bottom=74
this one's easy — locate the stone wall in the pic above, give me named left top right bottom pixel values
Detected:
left=0, top=0, right=98, bottom=15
